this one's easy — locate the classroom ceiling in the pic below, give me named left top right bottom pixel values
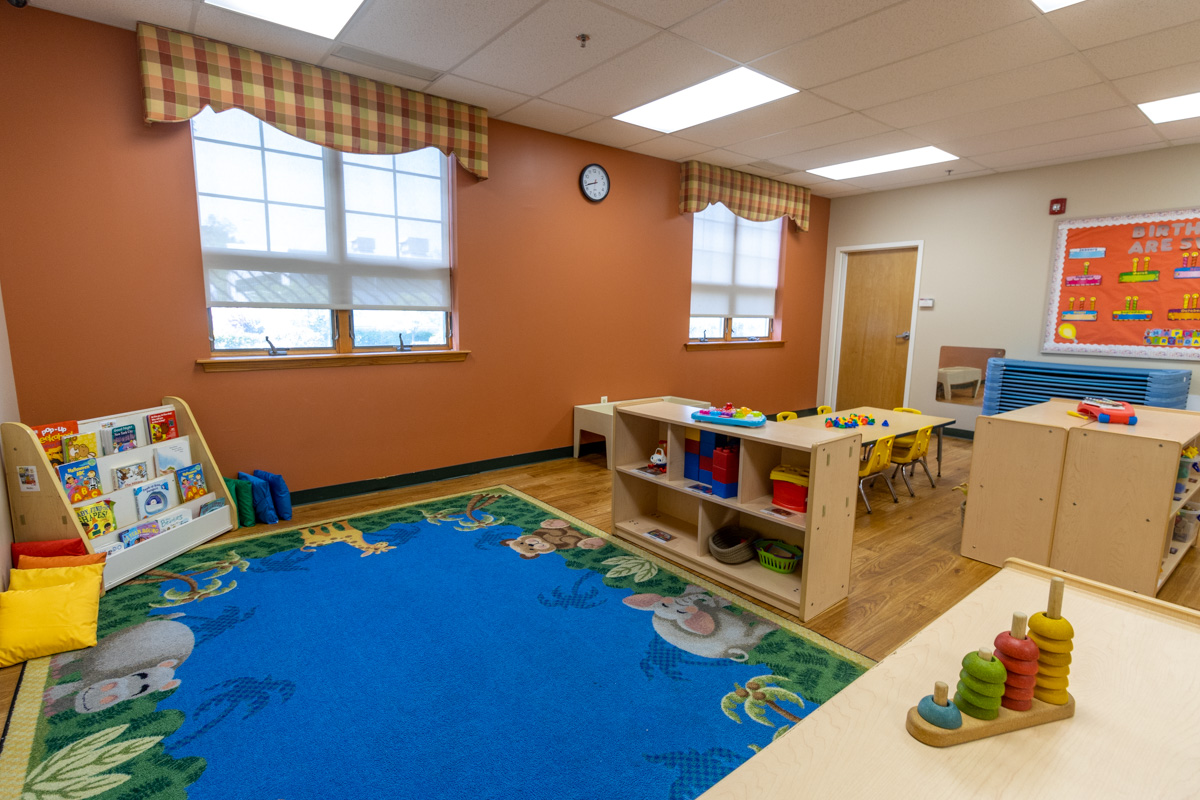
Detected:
left=27, top=0, right=1200, bottom=197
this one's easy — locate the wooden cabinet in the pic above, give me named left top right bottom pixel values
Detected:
left=962, top=399, right=1200, bottom=595
left=2, top=396, right=237, bottom=589
left=611, top=401, right=860, bottom=621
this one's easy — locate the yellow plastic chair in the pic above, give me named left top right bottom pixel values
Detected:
left=817, top=405, right=832, bottom=415
left=776, top=411, right=798, bottom=422
left=893, top=407, right=922, bottom=448
left=891, top=426, right=935, bottom=495
left=858, top=434, right=898, bottom=513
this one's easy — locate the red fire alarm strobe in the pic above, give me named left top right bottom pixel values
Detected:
left=1049, top=198, right=1067, bottom=215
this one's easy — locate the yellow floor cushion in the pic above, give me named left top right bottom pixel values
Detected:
left=0, top=576, right=101, bottom=667
left=17, top=553, right=106, bottom=569
left=10, top=563, right=105, bottom=596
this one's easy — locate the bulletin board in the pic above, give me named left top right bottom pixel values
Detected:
left=1043, top=207, right=1200, bottom=360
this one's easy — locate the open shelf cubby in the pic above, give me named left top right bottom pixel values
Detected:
left=611, top=401, right=861, bottom=621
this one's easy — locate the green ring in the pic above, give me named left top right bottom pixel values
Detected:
left=961, top=651, right=1007, bottom=683
left=958, top=669, right=1006, bottom=697
left=956, top=681, right=1002, bottom=709
left=953, top=694, right=1000, bottom=720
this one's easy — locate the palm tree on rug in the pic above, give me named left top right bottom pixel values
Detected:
left=166, top=676, right=296, bottom=751
left=720, top=675, right=805, bottom=729
left=130, top=552, right=249, bottom=607
left=421, top=493, right=506, bottom=530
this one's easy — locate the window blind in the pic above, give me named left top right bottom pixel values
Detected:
left=690, top=203, right=782, bottom=318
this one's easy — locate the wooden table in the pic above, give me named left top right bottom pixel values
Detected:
left=785, top=406, right=956, bottom=476
left=701, top=559, right=1200, bottom=799
left=573, top=396, right=706, bottom=469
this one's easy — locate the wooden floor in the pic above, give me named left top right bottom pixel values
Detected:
left=5, top=436, right=1200, bottom=719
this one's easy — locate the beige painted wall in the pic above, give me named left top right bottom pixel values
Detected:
left=820, top=143, right=1200, bottom=431
left=0, top=280, right=21, bottom=588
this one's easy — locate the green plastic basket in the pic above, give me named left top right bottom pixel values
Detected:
left=754, top=539, right=803, bottom=574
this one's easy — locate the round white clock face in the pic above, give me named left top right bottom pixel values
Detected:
left=580, top=164, right=610, bottom=202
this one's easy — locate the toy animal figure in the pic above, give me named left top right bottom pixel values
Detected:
left=43, top=616, right=194, bottom=717
left=500, top=519, right=606, bottom=559
left=622, top=585, right=778, bottom=661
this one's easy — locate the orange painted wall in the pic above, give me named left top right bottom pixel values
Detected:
left=0, top=7, right=830, bottom=492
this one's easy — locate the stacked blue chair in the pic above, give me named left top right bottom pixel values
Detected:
left=981, top=358, right=1190, bottom=415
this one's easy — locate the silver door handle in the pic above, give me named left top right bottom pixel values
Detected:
left=896, top=331, right=910, bottom=340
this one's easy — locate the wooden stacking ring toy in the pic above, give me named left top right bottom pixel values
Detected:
left=1028, top=611, right=1074, bottom=640
left=916, top=681, right=962, bottom=730
left=962, top=649, right=1007, bottom=683
left=994, top=630, right=1039, bottom=660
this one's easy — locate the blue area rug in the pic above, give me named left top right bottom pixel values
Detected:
left=0, top=487, right=872, bottom=800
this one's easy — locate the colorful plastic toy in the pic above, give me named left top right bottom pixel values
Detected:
left=1076, top=397, right=1137, bottom=425
left=824, top=414, right=876, bottom=429
left=692, top=403, right=767, bottom=427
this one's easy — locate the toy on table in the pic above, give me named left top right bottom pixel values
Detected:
left=691, top=403, right=766, bottom=427
left=1075, top=397, right=1137, bottom=425
left=905, top=577, right=1076, bottom=747
left=824, top=414, right=875, bottom=429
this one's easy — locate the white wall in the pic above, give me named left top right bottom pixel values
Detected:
left=0, top=280, right=20, bottom=588
left=820, top=143, right=1200, bottom=431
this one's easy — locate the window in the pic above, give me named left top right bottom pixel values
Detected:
left=191, top=107, right=453, bottom=353
left=688, top=203, right=782, bottom=341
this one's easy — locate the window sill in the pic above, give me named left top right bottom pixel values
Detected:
left=197, top=350, right=470, bottom=372
left=684, top=340, right=785, bottom=352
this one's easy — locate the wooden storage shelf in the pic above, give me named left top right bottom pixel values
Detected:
left=611, top=401, right=860, bottom=621
left=2, top=396, right=237, bottom=590
left=962, top=398, right=1200, bottom=596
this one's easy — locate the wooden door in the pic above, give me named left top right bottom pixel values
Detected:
left=836, top=248, right=917, bottom=409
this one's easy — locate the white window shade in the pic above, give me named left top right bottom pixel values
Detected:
left=690, top=203, right=781, bottom=317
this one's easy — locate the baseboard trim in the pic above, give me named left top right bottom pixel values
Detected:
left=945, top=427, right=974, bottom=440
left=291, top=444, right=588, bottom=506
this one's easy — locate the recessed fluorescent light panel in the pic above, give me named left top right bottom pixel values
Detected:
left=204, top=0, right=366, bottom=39
left=614, top=68, right=798, bottom=134
left=807, top=147, right=958, bottom=181
left=1139, top=91, right=1200, bottom=124
left=1031, top=0, right=1088, bottom=11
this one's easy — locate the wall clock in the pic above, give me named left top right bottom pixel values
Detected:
left=579, top=163, right=610, bottom=202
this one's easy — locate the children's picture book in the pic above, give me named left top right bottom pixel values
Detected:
left=641, top=528, right=675, bottom=543
left=687, top=483, right=713, bottom=495
left=58, top=458, right=102, bottom=504
left=62, top=432, right=99, bottom=463
left=198, top=497, right=228, bottom=517
left=156, top=509, right=191, bottom=533
left=113, top=462, right=150, bottom=489
left=95, top=541, right=124, bottom=556
left=175, top=463, right=207, bottom=502
left=120, top=520, right=161, bottom=547
left=147, top=410, right=178, bottom=443
left=105, top=423, right=139, bottom=454
left=133, top=478, right=172, bottom=519
left=17, top=466, right=39, bottom=492
left=762, top=506, right=796, bottom=519
left=153, top=439, right=191, bottom=475
left=34, top=420, right=78, bottom=467
left=75, top=499, right=117, bottom=539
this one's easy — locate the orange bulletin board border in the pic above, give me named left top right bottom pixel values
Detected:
left=1043, top=207, right=1200, bottom=361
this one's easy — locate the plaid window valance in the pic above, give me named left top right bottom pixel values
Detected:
left=136, top=23, right=489, bottom=179
left=679, top=161, right=810, bottom=231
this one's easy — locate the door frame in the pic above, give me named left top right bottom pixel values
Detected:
left=824, top=240, right=925, bottom=410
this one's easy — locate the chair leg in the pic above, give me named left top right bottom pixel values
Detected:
left=881, top=471, right=899, bottom=503
left=898, top=462, right=915, bottom=497
left=918, top=457, right=936, bottom=488
left=859, top=477, right=872, bottom=514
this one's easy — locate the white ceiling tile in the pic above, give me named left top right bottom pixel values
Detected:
left=854, top=166, right=998, bottom=192
left=669, top=0, right=901, bottom=64
left=689, top=149, right=756, bottom=168
left=541, top=33, right=735, bottom=116
left=597, top=0, right=723, bottom=29
left=1082, top=20, right=1200, bottom=82
left=904, top=84, right=1127, bottom=143
left=339, top=0, right=542, bottom=73
left=569, top=118, right=662, bottom=148
left=776, top=130, right=930, bottom=171
left=1042, top=0, right=1200, bottom=52
left=32, top=0, right=195, bottom=30
left=842, top=158, right=990, bottom=189
left=627, top=135, right=711, bottom=160
left=730, top=113, right=893, bottom=160
left=497, top=99, right=603, bottom=134
left=1153, top=117, right=1200, bottom=142
left=674, top=93, right=850, bottom=148
left=972, top=126, right=1164, bottom=169
left=815, top=183, right=870, bottom=198
left=453, top=0, right=658, bottom=96
left=751, top=0, right=1035, bottom=89
left=1173, top=137, right=1200, bottom=148
left=194, top=5, right=333, bottom=64
left=814, top=18, right=1072, bottom=111
left=777, top=171, right=835, bottom=188
left=864, top=54, right=1099, bottom=129
left=1112, top=62, right=1200, bottom=105
left=320, top=56, right=430, bottom=90
left=424, top=75, right=530, bottom=116
left=991, top=142, right=1168, bottom=173
left=945, top=107, right=1151, bottom=158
